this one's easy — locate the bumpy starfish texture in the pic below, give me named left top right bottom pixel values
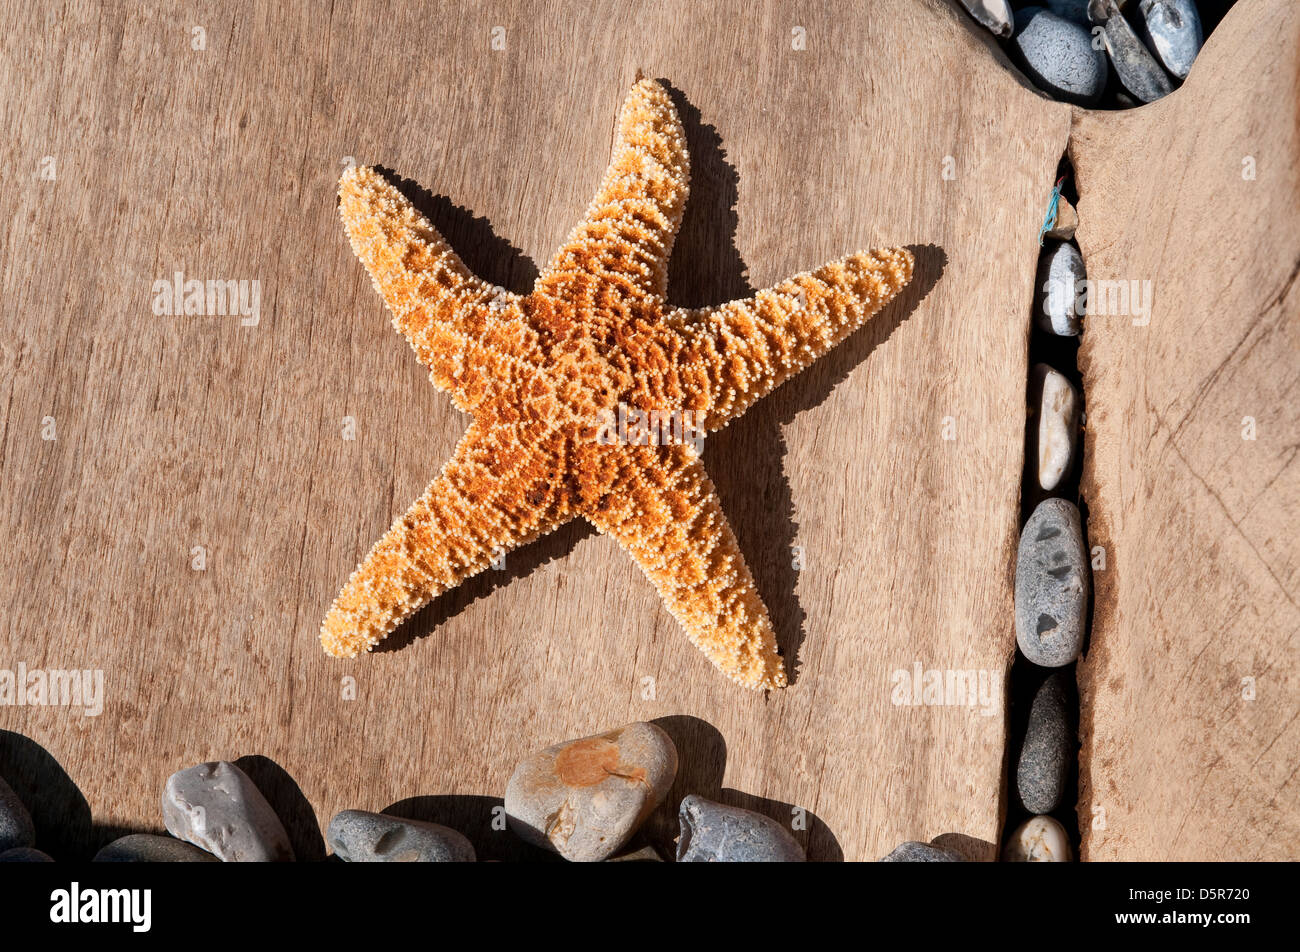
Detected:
left=322, top=79, right=913, bottom=690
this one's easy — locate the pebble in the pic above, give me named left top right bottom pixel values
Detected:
left=606, top=844, right=664, bottom=862
left=1035, top=241, right=1086, bottom=336
left=880, top=840, right=963, bottom=862
left=957, top=0, right=1013, bottom=38
left=1044, top=0, right=1093, bottom=24
left=327, top=810, right=475, bottom=862
left=676, top=795, right=806, bottom=862
left=1139, top=0, right=1202, bottom=80
left=0, top=846, right=54, bottom=862
left=505, top=722, right=677, bottom=862
left=1016, top=672, right=1073, bottom=813
left=162, top=761, right=295, bottom=862
left=0, top=774, right=35, bottom=853
left=1010, top=8, right=1108, bottom=106
left=1003, top=815, right=1073, bottom=861
left=93, top=833, right=220, bottom=862
left=1031, top=364, right=1080, bottom=491
left=1044, top=194, right=1078, bottom=240
left=1015, top=498, right=1089, bottom=667
left=1095, top=0, right=1175, bottom=102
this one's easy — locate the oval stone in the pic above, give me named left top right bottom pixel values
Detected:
left=0, top=774, right=35, bottom=853
left=1016, top=671, right=1074, bottom=813
left=1035, top=241, right=1086, bottom=336
left=94, top=833, right=219, bottom=862
left=1096, top=0, right=1174, bottom=102
left=0, top=847, right=53, bottom=862
left=505, top=722, right=677, bottom=862
left=880, top=840, right=962, bottom=862
left=1003, top=815, right=1073, bottom=861
left=1031, top=363, right=1080, bottom=491
left=676, top=795, right=806, bottom=862
left=1016, top=498, right=1089, bottom=667
left=327, top=810, right=475, bottom=862
left=1139, top=0, right=1202, bottom=80
left=1011, top=8, right=1108, bottom=106
left=162, top=761, right=295, bottom=862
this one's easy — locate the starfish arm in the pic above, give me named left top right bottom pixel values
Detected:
left=538, top=79, right=689, bottom=303
left=582, top=444, right=787, bottom=690
left=667, top=247, right=914, bottom=431
left=321, top=420, right=571, bottom=657
left=338, top=166, right=524, bottom=403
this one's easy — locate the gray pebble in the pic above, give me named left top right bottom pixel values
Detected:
left=1139, top=0, right=1202, bottom=80
left=327, top=810, right=475, bottom=862
left=1011, top=8, right=1108, bottom=106
left=1017, top=672, right=1074, bottom=813
left=957, top=0, right=1013, bottom=38
left=676, top=795, right=805, bottom=862
left=880, top=841, right=962, bottom=862
left=162, top=761, right=294, bottom=862
left=0, top=774, right=35, bottom=853
left=506, top=722, right=677, bottom=862
left=1016, top=498, right=1090, bottom=667
left=0, top=846, right=53, bottom=862
left=1095, top=0, right=1174, bottom=102
left=93, top=833, right=219, bottom=862
left=1035, top=241, right=1086, bottom=336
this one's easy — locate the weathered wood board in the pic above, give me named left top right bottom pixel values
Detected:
left=1071, top=0, right=1300, bottom=860
left=0, top=0, right=1071, bottom=860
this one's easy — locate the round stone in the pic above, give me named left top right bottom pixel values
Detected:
left=327, top=810, right=475, bottom=862
left=1031, top=363, right=1080, bottom=491
left=1003, top=815, right=1073, bottom=861
left=0, top=774, right=35, bottom=853
left=1016, top=671, right=1074, bottom=813
left=880, top=840, right=962, bottom=862
left=676, top=795, right=806, bottom=862
left=1011, top=8, right=1108, bottom=106
left=0, top=846, right=53, bottom=862
left=162, top=761, right=295, bottom=862
left=93, top=833, right=220, bottom=862
left=1035, top=241, right=1087, bottom=336
left=1016, top=498, right=1089, bottom=667
left=505, top=722, right=677, bottom=862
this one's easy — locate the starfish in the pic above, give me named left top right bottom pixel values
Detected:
left=322, top=78, right=913, bottom=690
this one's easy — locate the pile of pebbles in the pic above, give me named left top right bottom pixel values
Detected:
left=957, top=0, right=1224, bottom=108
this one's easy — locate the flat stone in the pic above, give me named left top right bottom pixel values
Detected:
left=327, top=810, right=475, bottom=862
left=1044, top=194, right=1078, bottom=240
left=1016, top=498, right=1089, bottom=667
left=676, top=795, right=806, bottom=862
left=1139, top=0, right=1202, bottom=80
left=1011, top=8, right=1108, bottom=106
left=1031, top=364, right=1080, bottom=491
left=880, top=840, right=963, bottom=862
left=93, top=833, right=220, bottom=862
left=1016, top=671, right=1074, bottom=813
left=1003, top=815, right=1073, bottom=861
left=1095, top=0, right=1175, bottom=102
left=1035, top=241, right=1087, bottom=336
left=0, top=847, right=53, bottom=862
left=0, top=774, right=35, bottom=853
left=505, top=722, right=677, bottom=862
left=957, top=0, right=1013, bottom=38
left=162, top=761, right=294, bottom=862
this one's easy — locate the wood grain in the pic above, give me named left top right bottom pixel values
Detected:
left=1071, top=0, right=1300, bottom=860
left=0, top=0, right=1068, bottom=861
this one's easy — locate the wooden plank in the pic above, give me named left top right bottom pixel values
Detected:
left=0, top=0, right=1067, bottom=860
left=1071, top=0, right=1300, bottom=860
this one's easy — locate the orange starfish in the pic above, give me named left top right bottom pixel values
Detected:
left=322, top=78, right=913, bottom=690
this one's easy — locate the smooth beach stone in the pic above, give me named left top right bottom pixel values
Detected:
left=1016, top=672, right=1074, bottom=813
left=957, top=0, right=1013, bottom=38
left=1095, top=0, right=1174, bottom=102
left=1139, top=0, right=1202, bottom=79
left=1003, top=815, right=1073, bottom=861
left=1010, top=8, right=1108, bottom=106
left=1015, top=498, right=1089, bottom=667
left=0, top=774, right=35, bottom=853
left=1035, top=241, right=1087, bottom=336
left=1044, top=194, right=1078, bottom=240
left=327, top=810, right=475, bottom=862
left=505, top=722, right=677, bottom=862
left=93, top=833, right=219, bottom=862
left=0, top=847, right=53, bottom=862
left=162, top=761, right=294, bottom=862
left=880, top=841, right=962, bottom=862
left=676, top=795, right=806, bottom=862
left=1031, top=364, right=1080, bottom=491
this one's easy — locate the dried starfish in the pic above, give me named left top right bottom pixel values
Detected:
left=322, top=78, right=913, bottom=689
